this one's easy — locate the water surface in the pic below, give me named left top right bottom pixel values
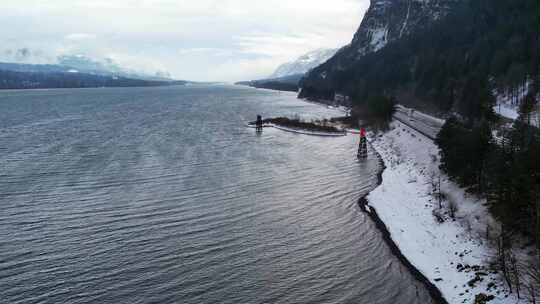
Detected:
left=0, top=85, right=435, bottom=303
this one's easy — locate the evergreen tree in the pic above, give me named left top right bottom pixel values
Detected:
left=519, top=91, right=538, bottom=124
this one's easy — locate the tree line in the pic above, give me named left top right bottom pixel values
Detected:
left=436, top=80, right=540, bottom=245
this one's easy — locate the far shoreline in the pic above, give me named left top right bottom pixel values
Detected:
left=0, top=84, right=189, bottom=93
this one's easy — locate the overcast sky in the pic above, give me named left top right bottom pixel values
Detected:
left=1, top=0, right=369, bottom=82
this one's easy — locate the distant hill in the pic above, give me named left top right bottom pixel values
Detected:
left=235, top=48, right=338, bottom=92
left=0, top=55, right=174, bottom=82
left=269, top=48, right=338, bottom=79
left=235, top=74, right=303, bottom=92
left=0, top=69, right=186, bottom=90
left=56, top=55, right=173, bottom=82
left=0, top=56, right=190, bottom=90
left=0, top=62, right=73, bottom=74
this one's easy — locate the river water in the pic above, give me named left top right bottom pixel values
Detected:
left=0, top=85, right=435, bottom=303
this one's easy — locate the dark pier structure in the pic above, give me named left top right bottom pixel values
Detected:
left=255, top=115, right=263, bottom=132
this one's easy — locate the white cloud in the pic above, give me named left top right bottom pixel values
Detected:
left=0, top=0, right=369, bottom=81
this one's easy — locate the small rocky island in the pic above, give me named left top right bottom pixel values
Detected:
left=249, top=116, right=346, bottom=135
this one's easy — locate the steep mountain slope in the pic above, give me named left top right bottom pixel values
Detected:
left=349, top=0, right=457, bottom=58
left=300, top=0, right=540, bottom=120
left=300, top=0, right=459, bottom=101
left=270, top=48, right=337, bottom=78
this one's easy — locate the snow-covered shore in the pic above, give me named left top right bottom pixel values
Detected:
left=366, top=121, right=522, bottom=304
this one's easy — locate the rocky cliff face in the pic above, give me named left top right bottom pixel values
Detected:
left=300, top=0, right=458, bottom=97
left=351, top=0, right=457, bottom=58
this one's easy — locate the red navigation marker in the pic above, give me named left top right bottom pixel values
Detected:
left=358, top=128, right=367, bottom=159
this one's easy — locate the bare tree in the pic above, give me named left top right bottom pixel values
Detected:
left=522, top=256, right=540, bottom=303
left=447, top=195, right=458, bottom=220
left=497, top=229, right=513, bottom=293
left=509, top=251, right=522, bottom=299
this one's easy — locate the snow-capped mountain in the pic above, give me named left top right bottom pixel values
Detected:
left=270, top=48, right=338, bottom=78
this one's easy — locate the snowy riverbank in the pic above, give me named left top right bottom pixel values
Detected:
left=366, top=121, right=522, bottom=304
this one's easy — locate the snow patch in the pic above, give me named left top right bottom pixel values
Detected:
left=493, top=83, right=540, bottom=126
left=367, top=121, right=522, bottom=304
left=493, top=82, right=530, bottom=121
left=494, top=103, right=520, bottom=120
left=370, top=26, right=389, bottom=52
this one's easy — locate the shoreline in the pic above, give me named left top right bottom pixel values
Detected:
left=288, top=97, right=450, bottom=302
left=358, top=146, right=448, bottom=304
left=364, top=121, right=520, bottom=304
left=289, top=96, right=518, bottom=303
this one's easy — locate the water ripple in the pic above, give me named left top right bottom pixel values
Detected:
left=0, top=86, right=435, bottom=304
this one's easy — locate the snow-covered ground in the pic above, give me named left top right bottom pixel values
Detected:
left=370, top=26, right=389, bottom=52
left=494, top=102, right=520, bottom=120
left=493, top=92, right=540, bottom=127
left=366, top=121, right=523, bottom=304
left=493, top=84, right=529, bottom=121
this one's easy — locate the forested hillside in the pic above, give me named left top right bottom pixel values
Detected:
left=300, top=1, right=540, bottom=296
left=300, top=0, right=540, bottom=121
